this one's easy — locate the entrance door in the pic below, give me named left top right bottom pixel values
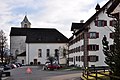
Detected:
left=34, top=59, right=37, bottom=65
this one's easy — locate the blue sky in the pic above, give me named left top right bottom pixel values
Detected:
left=0, top=0, right=109, bottom=46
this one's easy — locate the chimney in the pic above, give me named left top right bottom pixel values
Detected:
left=80, top=20, right=84, bottom=23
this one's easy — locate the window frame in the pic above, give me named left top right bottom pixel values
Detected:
left=87, top=44, right=99, bottom=51
left=95, top=20, right=107, bottom=27
left=38, top=49, right=42, bottom=57
left=46, top=49, right=50, bottom=57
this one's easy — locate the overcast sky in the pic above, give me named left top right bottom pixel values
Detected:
left=0, top=0, right=109, bottom=46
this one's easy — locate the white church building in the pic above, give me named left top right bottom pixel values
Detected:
left=10, top=16, right=68, bottom=65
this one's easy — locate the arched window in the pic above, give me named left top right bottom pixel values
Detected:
left=24, top=24, right=27, bottom=28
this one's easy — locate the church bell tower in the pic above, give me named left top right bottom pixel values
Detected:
left=21, top=15, right=31, bottom=28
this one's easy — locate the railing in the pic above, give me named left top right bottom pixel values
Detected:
left=82, top=66, right=120, bottom=80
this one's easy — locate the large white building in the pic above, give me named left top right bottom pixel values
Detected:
left=10, top=16, right=68, bottom=65
left=68, top=0, right=115, bottom=67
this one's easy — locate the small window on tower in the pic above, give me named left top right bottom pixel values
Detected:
left=24, top=24, right=27, bottom=28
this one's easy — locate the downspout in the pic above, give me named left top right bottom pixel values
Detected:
left=84, top=29, right=89, bottom=68
left=28, top=43, right=29, bottom=65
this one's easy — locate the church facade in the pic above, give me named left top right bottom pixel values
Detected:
left=10, top=16, right=68, bottom=65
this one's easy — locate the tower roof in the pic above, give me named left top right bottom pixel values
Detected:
left=21, top=15, right=31, bottom=24
left=95, top=3, right=100, bottom=11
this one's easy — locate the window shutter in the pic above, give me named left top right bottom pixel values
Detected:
left=81, top=56, right=84, bottom=62
left=110, top=33, right=112, bottom=38
left=87, top=45, right=90, bottom=50
left=87, top=56, right=90, bottom=61
left=87, top=33, right=90, bottom=38
left=96, top=56, right=99, bottom=61
left=110, top=20, right=113, bottom=26
left=81, top=45, right=84, bottom=51
left=96, top=32, right=99, bottom=38
left=95, top=21, right=98, bottom=26
left=110, top=33, right=113, bottom=38
left=104, top=20, right=107, bottom=26
left=79, top=56, right=80, bottom=62
left=96, top=45, right=99, bottom=50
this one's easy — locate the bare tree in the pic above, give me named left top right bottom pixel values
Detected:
left=0, top=30, right=7, bottom=64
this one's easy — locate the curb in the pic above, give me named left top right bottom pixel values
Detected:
left=2, top=77, right=10, bottom=80
left=80, top=76, right=86, bottom=80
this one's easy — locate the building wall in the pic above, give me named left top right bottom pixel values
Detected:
left=68, top=1, right=114, bottom=67
left=69, top=33, right=84, bottom=67
left=26, top=43, right=67, bottom=65
left=10, top=36, right=26, bottom=57
left=59, top=44, right=68, bottom=64
left=17, top=56, right=26, bottom=64
left=88, top=9, right=114, bottom=67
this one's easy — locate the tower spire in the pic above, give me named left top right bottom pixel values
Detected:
left=21, top=15, right=31, bottom=28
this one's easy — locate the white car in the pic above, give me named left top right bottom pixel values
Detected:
left=0, top=66, right=4, bottom=72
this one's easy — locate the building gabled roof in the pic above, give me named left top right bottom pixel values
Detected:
left=106, top=0, right=120, bottom=14
left=26, top=28, right=68, bottom=43
left=71, top=23, right=85, bottom=31
left=10, top=27, right=68, bottom=43
left=10, top=27, right=28, bottom=36
left=69, top=0, right=112, bottom=38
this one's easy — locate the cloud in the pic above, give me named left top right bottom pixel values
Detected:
left=0, top=0, right=109, bottom=46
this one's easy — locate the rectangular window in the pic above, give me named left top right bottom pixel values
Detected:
left=110, top=20, right=117, bottom=26
left=110, top=33, right=114, bottom=39
left=88, top=32, right=99, bottom=39
left=87, top=45, right=99, bottom=51
left=76, top=56, right=78, bottom=61
left=38, top=49, right=42, bottom=57
left=95, top=20, right=107, bottom=27
left=69, top=58, right=73, bottom=62
left=46, top=49, right=50, bottom=57
left=110, top=45, right=114, bottom=51
left=88, top=55, right=99, bottom=62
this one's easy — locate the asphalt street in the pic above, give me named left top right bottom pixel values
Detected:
left=3, top=66, right=82, bottom=80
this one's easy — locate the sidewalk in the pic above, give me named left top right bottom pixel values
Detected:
left=46, top=73, right=82, bottom=80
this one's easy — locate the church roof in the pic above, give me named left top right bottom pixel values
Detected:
left=71, top=23, right=85, bottom=31
left=10, top=27, right=68, bottom=43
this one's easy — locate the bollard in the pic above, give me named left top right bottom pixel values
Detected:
left=95, top=70, right=97, bottom=80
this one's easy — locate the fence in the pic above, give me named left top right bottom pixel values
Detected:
left=82, top=66, right=120, bottom=80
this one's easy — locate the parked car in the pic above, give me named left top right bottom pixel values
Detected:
left=15, top=63, right=21, bottom=67
left=46, top=64, right=62, bottom=70
left=3, top=64, right=11, bottom=70
left=0, top=66, right=4, bottom=72
left=10, top=63, right=17, bottom=69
